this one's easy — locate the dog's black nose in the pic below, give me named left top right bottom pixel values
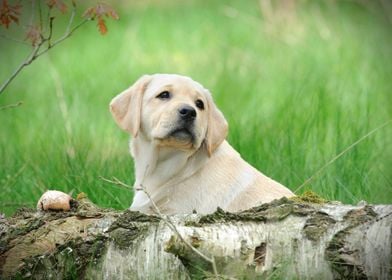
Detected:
left=178, top=105, right=196, bottom=121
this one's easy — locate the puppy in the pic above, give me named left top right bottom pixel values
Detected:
left=110, top=74, right=294, bottom=214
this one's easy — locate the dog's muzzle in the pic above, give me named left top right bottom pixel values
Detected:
left=168, top=105, right=196, bottom=141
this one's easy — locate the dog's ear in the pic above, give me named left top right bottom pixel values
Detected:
left=205, top=90, right=228, bottom=156
left=110, top=75, right=152, bottom=137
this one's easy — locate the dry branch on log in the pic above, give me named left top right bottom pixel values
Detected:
left=0, top=196, right=391, bottom=279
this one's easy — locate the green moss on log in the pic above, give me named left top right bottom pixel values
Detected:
left=290, top=190, right=328, bottom=204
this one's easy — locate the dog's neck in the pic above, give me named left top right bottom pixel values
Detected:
left=130, top=134, right=209, bottom=211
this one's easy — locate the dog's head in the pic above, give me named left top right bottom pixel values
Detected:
left=110, top=74, right=228, bottom=155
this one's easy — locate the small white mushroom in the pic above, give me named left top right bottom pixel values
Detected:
left=37, top=190, right=73, bottom=211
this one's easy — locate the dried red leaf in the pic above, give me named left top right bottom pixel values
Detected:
left=25, top=25, right=42, bottom=46
left=46, top=0, right=67, bottom=13
left=83, top=3, right=118, bottom=19
left=83, top=3, right=118, bottom=35
left=97, top=17, right=107, bottom=35
left=0, top=0, right=22, bottom=29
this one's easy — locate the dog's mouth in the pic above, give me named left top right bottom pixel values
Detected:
left=169, top=127, right=194, bottom=141
left=154, top=122, right=197, bottom=150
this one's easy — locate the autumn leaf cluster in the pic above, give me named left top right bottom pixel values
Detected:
left=83, top=3, right=119, bottom=35
left=0, top=0, right=119, bottom=46
left=0, top=0, right=21, bottom=28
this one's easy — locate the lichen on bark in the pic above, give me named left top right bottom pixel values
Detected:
left=303, top=211, right=336, bottom=241
left=192, top=197, right=316, bottom=225
left=108, top=210, right=160, bottom=250
left=325, top=206, right=379, bottom=279
left=15, top=234, right=108, bottom=279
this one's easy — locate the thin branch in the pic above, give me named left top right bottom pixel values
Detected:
left=99, top=176, right=133, bottom=190
left=294, top=119, right=392, bottom=194
left=44, top=5, right=52, bottom=34
left=0, top=101, right=23, bottom=110
left=66, top=2, right=77, bottom=34
left=0, top=5, right=89, bottom=95
left=100, top=183, right=130, bottom=193
left=95, top=181, right=127, bottom=208
left=139, top=183, right=219, bottom=276
left=46, top=16, right=55, bottom=47
left=35, top=19, right=89, bottom=57
left=100, top=175, right=219, bottom=277
left=0, top=43, right=42, bottom=94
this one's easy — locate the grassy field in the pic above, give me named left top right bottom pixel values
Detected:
left=1, top=0, right=391, bottom=216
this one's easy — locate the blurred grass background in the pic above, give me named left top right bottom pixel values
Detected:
left=1, top=0, right=391, bottom=216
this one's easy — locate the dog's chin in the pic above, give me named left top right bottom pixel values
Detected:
left=170, top=128, right=194, bottom=141
left=156, top=128, right=196, bottom=150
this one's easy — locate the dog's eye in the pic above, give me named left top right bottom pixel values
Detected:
left=156, top=91, right=171, bottom=99
left=195, top=99, right=204, bottom=110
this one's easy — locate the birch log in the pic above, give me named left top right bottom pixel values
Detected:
left=0, top=196, right=391, bottom=279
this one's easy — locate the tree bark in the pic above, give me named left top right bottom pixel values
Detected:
left=1, top=196, right=391, bottom=279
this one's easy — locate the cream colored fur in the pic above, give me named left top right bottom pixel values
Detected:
left=110, top=74, right=294, bottom=214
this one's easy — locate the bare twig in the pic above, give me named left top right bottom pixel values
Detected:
left=99, top=176, right=133, bottom=190
left=36, top=3, right=88, bottom=57
left=100, top=175, right=219, bottom=277
left=44, top=4, right=51, bottom=34
left=95, top=181, right=127, bottom=208
left=295, top=119, right=392, bottom=193
left=0, top=43, right=42, bottom=94
left=139, top=183, right=219, bottom=277
left=46, top=16, right=55, bottom=46
left=0, top=101, right=23, bottom=110
left=35, top=19, right=89, bottom=58
left=66, top=1, right=77, bottom=34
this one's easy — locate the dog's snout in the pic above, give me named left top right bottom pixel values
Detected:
left=178, top=105, right=196, bottom=121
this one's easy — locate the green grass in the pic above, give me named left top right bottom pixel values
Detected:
left=1, top=0, right=391, bottom=216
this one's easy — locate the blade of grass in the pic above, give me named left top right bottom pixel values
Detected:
left=295, top=120, right=392, bottom=194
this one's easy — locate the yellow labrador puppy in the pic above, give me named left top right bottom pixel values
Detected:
left=110, top=74, right=294, bottom=214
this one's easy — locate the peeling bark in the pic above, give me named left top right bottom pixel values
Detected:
left=0, top=197, right=391, bottom=279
